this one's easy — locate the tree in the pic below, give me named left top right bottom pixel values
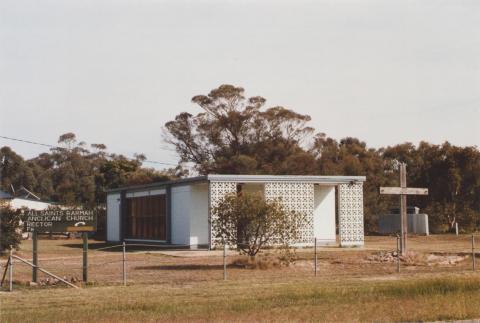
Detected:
left=0, top=201, right=24, bottom=254
left=212, top=192, right=302, bottom=257
left=165, top=85, right=480, bottom=233
left=1, top=132, right=175, bottom=208
left=0, top=146, right=37, bottom=194
left=164, top=84, right=315, bottom=175
left=383, top=141, right=480, bottom=232
left=312, top=135, right=396, bottom=232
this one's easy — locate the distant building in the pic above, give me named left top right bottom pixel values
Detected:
left=378, top=206, right=429, bottom=235
left=0, top=189, right=53, bottom=210
left=1, top=189, right=56, bottom=238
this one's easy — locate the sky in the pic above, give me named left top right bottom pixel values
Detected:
left=1, top=0, right=479, bottom=169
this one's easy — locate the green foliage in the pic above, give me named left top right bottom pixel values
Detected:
left=1, top=86, right=479, bottom=233
left=0, top=202, right=24, bottom=253
left=0, top=133, right=175, bottom=207
left=165, top=84, right=315, bottom=175
left=212, top=192, right=302, bottom=257
left=166, top=85, right=480, bottom=233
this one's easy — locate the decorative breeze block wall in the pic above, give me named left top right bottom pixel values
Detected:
left=338, top=183, right=364, bottom=246
left=209, top=182, right=237, bottom=247
left=264, top=182, right=314, bottom=244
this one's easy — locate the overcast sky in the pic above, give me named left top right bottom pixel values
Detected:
left=1, top=0, right=479, bottom=168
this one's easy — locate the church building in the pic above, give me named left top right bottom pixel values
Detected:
left=106, top=174, right=366, bottom=248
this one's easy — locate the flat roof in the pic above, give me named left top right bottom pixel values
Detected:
left=106, top=174, right=366, bottom=193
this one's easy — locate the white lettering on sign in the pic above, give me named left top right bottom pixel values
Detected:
left=25, top=209, right=97, bottom=232
left=66, top=215, right=94, bottom=221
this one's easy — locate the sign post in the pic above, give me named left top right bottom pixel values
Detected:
left=26, top=209, right=97, bottom=285
left=82, top=233, right=88, bottom=283
left=380, top=163, right=428, bottom=255
left=32, top=231, right=38, bottom=283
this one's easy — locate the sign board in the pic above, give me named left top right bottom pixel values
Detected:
left=380, top=187, right=428, bottom=195
left=25, top=209, right=97, bottom=233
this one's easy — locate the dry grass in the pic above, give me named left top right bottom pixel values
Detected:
left=1, top=274, right=480, bottom=322
left=0, top=234, right=479, bottom=322
left=231, top=255, right=283, bottom=269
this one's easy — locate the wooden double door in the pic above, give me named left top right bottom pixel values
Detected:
left=125, top=194, right=166, bottom=240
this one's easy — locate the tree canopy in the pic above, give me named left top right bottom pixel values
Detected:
left=165, top=84, right=480, bottom=233
left=0, top=133, right=175, bottom=207
left=165, top=85, right=315, bottom=175
left=1, top=85, right=478, bottom=233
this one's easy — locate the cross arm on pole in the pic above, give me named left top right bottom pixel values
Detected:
left=380, top=187, right=428, bottom=195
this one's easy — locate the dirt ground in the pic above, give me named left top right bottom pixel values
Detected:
left=1, top=234, right=477, bottom=287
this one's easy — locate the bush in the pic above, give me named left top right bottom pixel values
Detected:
left=0, top=202, right=24, bottom=254
left=212, top=192, right=304, bottom=257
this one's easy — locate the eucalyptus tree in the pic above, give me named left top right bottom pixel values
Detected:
left=164, top=84, right=316, bottom=175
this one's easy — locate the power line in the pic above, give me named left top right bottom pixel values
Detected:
left=0, top=136, right=55, bottom=148
left=0, top=135, right=178, bottom=167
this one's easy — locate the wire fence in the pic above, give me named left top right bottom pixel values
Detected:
left=1, top=234, right=478, bottom=291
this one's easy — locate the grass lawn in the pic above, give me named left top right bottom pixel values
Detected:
left=1, top=235, right=479, bottom=322
left=1, top=275, right=480, bottom=322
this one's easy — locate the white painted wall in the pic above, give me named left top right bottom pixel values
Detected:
left=171, top=185, right=191, bottom=245
left=313, top=185, right=336, bottom=245
left=106, top=193, right=121, bottom=241
left=189, top=184, right=209, bottom=246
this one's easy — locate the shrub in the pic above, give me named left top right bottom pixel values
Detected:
left=0, top=202, right=24, bottom=254
left=212, top=192, right=303, bottom=257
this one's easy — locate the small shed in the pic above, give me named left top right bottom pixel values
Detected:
left=106, top=175, right=366, bottom=248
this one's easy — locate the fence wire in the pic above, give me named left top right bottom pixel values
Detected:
left=1, top=234, right=478, bottom=291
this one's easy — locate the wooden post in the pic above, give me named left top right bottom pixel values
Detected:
left=223, top=243, right=227, bottom=281
left=82, top=233, right=88, bottom=283
left=455, top=223, right=459, bottom=236
left=314, top=237, right=318, bottom=277
left=8, top=247, right=13, bottom=292
left=32, top=231, right=38, bottom=283
left=122, top=241, right=127, bottom=286
left=396, top=235, right=400, bottom=273
left=472, top=235, right=476, bottom=272
left=400, top=163, right=407, bottom=255
left=380, top=164, right=427, bottom=256
left=1, top=257, right=10, bottom=287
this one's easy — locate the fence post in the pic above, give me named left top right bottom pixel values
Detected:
left=396, top=235, right=400, bottom=273
left=314, top=237, right=317, bottom=277
left=122, top=241, right=127, bottom=286
left=472, top=235, right=476, bottom=272
left=223, top=243, right=227, bottom=281
left=455, top=223, right=459, bottom=236
left=8, top=247, right=13, bottom=292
